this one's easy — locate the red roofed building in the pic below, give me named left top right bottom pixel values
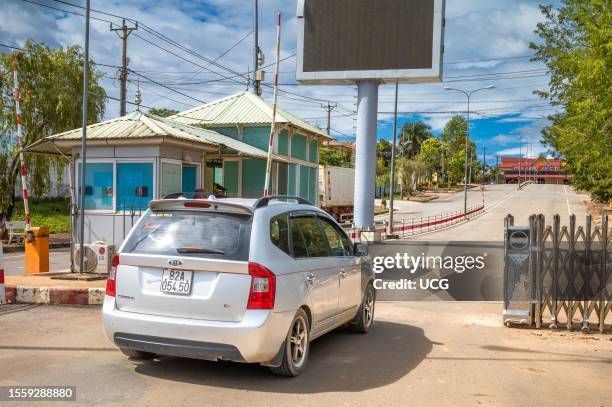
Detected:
left=497, top=156, right=571, bottom=184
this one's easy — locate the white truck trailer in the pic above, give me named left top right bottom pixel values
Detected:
left=318, top=165, right=355, bottom=222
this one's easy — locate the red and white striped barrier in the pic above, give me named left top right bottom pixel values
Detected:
left=12, top=61, right=32, bottom=238
left=349, top=204, right=485, bottom=239
left=0, top=240, right=6, bottom=304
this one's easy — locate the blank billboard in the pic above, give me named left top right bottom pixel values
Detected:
left=296, top=0, right=445, bottom=84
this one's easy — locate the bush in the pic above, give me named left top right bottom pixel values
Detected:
left=11, top=198, right=71, bottom=234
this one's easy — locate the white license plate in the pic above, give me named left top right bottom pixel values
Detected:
left=160, top=269, right=193, bottom=295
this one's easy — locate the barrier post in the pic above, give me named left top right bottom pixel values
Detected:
left=599, top=214, right=608, bottom=334
left=0, top=240, right=5, bottom=304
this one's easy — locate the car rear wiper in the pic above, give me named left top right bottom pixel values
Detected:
left=176, top=247, right=225, bottom=255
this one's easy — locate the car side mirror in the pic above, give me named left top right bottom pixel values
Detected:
left=354, top=242, right=368, bottom=257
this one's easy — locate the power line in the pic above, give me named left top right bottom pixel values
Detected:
left=127, top=69, right=207, bottom=104
left=444, top=54, right=535, bottom=65
left=35, top=0, right=245, bottom=82
left=22, top=0, right=113, bottom=24
left=126, top=80, right=197, bottom=107
left=444, top=68, right=548, bottom=79
left=145, top=29, right=253, bottom=104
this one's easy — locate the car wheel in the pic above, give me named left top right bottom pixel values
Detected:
left=119, top=348, right=156, bottom=360
left=350, top=283, right=376, bottom=333
left=270, top=309, right=310, bottom=377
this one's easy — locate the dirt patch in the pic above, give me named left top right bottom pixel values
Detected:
left=583, top=200, right=612, bottom=228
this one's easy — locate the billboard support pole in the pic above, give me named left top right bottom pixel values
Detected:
left=387, top=82, right=399, bottom=235
left=354, top=80, right=379, bottom=231
left=263, top=12, right=281, bottom=197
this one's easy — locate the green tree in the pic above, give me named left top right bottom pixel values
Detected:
left=417, top=137, right=447, bottom=181
left=0, top=42, right=106, bottom=218
left=319, top=147, right=352, bottom=167
left=399, top=121, right=432, bottom=158
left=148, top=107, right=179, bottom=117
left=376, top=139, right=393, bottom=167
left=442, top=115, right=469, bottom=154
left=396, top=157, right=426, bottom=197
left=441, top=116, right=477, bottom=185
left=531, top=0, right=611, bottom=202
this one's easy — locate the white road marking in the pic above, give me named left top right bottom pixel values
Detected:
left=564, top=185, right=573, bottom=215
left=483, top=186, right=523, bottom=214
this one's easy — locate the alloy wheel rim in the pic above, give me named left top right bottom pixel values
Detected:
left=364, top=290, right=374, bottom=326
left=290, top=316, right=308, bottom=368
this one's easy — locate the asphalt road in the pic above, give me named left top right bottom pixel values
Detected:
left=0, top=303, right=609, bottom=406
left=377, top=184, right=590, bottom=241
left=2, top=248, right=72, bottom=276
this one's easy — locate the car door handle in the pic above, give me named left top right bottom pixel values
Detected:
left=339, top=270, right=348, bottom=278
left=306, top=273, right=315, bottom=284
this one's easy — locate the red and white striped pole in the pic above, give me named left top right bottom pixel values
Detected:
left=263, top=12, right=282, bottom=197
left=0, top=240, right=6, bottom=304
left=12, top=61, right=33, bottom=241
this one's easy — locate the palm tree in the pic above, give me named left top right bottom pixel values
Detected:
left=399, top=121, right=433, bottom=159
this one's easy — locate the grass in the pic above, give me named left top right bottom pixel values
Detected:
left=11, top=198, right=71, bottom=234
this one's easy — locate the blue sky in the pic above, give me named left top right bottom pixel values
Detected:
left=1, top=0, right=562, bottom=164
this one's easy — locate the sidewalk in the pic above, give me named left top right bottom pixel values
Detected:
left=4, top=272, right=106, bottom=305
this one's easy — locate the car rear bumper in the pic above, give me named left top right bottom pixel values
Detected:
left=102, top=296, right=293, bottom=364
left=114, top=333, right=246, bottom=362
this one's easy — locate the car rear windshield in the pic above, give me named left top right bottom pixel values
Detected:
left=122, top=210, right=252, bottom=261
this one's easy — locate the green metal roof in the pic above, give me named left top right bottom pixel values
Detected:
left=25, top=110, right=286, bottom=162
left=169, top=91, right=333, bottom=140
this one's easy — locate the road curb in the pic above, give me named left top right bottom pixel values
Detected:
left=4, top=285, right=104, bottom=305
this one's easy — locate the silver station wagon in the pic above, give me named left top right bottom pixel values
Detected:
left=102, top=195, right=375, bottom=376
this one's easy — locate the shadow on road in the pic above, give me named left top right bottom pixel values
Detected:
left=133, top=321, right=432, bottom=393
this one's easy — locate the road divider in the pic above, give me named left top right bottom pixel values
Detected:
left=348, top=204, right=485, bottom=240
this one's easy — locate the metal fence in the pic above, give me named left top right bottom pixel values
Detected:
left=504, top=213, right=611, bottom=333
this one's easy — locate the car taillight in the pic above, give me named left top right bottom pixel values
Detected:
left=247, top=262, right=276, bottom=309
left=106, top=254, right=119, bottom=297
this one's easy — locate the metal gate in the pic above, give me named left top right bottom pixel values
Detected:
left=504, top=213, right=611, bottom=333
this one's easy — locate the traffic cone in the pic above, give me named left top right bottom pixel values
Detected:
left=0, top=240, right=5, bottom=304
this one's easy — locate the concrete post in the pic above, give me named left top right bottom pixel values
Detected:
left=354, top=80, right=379, bottom=230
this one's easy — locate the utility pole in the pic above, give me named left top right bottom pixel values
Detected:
left=468, top=148, right=473, bottom=185
left=518, top=143, right=522, bottom=187
left=111, top=19, right=138, bottom=116
left=79, top=0, right=91, bottom=275
left=387, top=82, right=399, bottom=236
left=496, top=155, right=500, bottom=184
left=482, top=146, right=486, bottom=184
left=252, top=0, right=261, bottom=96
left=322, top=102, right=337, bottom=135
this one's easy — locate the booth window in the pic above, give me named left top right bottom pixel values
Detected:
left=77, top=162, right=113, bottom=210
left=117, top=163, right=153, bottom=211
left=161, top=161, right=182, bottom=198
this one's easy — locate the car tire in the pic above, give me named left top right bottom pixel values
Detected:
left=269, top=308, right=310, bottom=377
left=349, top=283, right=376, bottom=333
left=119, top=348, right=156, bottom=360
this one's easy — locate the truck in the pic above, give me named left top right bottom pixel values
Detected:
left=318, top=165, right=355, bottom=222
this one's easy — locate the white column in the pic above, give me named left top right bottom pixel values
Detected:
left=353, top=80, right=379, bottom=230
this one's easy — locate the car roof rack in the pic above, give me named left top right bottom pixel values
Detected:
left=254, top=195, right=313, bottom=209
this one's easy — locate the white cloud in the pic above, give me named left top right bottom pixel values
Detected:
left=495, top=144, right=552, bottom=158
left=0, top=0, right=561, bottom=143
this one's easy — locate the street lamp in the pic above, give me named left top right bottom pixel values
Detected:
left=444, top=85, right=495, bottom=217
